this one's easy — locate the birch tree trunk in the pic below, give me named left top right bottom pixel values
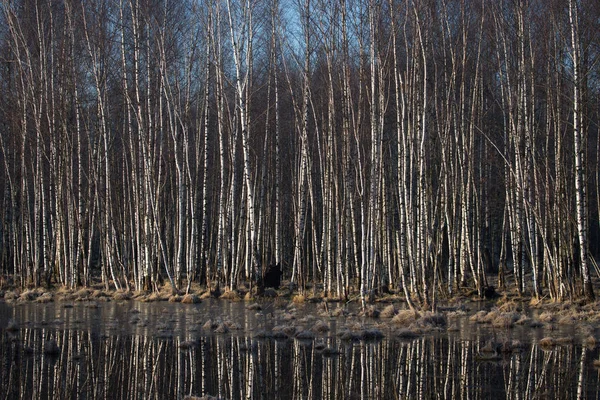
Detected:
left=569, top=0, right=594, bottom=301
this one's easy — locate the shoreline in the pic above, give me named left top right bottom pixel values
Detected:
left=0, top=279, right=598, bottom=309
left=2, top=281, right=600, bottom=345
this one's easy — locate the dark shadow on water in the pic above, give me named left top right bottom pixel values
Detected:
left=1, top=301, right=600, bottom=399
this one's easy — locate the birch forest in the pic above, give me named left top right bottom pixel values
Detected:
left=1, top=0, right=599, bottom=307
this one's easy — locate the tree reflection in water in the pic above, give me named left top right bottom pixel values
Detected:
left=2, top=328, right=600, bottom=399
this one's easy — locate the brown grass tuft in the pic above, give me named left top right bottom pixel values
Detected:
left=20, top=289, right=42, bottom=301
left=168, top=295, right=182, bottom=303
left=145, top=292, right=164, bottom=302
left=395, top=327, right=421, bottom=340
left=538, top=311, right=555, bottom=323
left=380, top=304, right=398, bottom=318
left=181, top=294, right=200, bottom=304
left=292, top=294, right=306, bottom=303
left=554, top=337, right=574, bottom=345
left=584, top=336, right=597, bottom=349
left=497, top=300, right=520, bottom=312
left=311, top=320, right=330, bottom=333
left=330, top=307, right=347, bottom=317
left=481, top=310, right=501, bottom=324
left=339, top=330, right=360, bottom=341
left=113, top=291, right=131, bottom=301
left=359, top=329, right=385, bottom=341
left=214, top=323, right=230, bottom=334
left=74, top=288, right=91, bottom=300
left=363, top=305, right=380, bottom=318
left=529, top=297, right=543, bottom=307
left=224, top=320, right=242, bottom=330
left=491, top=312, right=521, bottom=329
left=203, top=319, right=218, bottom=330
left=392, top=310, right=418, bottom=325
left=4, top=290, right=19, bottom=300
left=417, top=312, right=447, bottom=329
left=469, top=310, right=488, bottom=323
left=557, top=315, right=577, bottom=325
left=538, top=337, right=555, bottom=349
left=220, top=290, right=241, bottom=301
left=246, top=303, right=262, bottom=310
left=36, top=292, right=53, bottom=303
left=295, top=330, right=315, bottom=340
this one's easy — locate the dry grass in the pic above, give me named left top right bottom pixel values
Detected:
left=246, top=303, right=262, bottom=310
left=311, top=320, right=330, bottom=333
left=392, top=310, right=418, bottom=325
left=359, top=329, right=385, bottom=341
left=19, top=289, right=41, bottom=301
left=224, top=320, right=242, bottom=330
left=515, top=315, right=532, bottom=325
left=168, top=295, right=182, bottom=303
left=538, top=311, right=555, bottom=323
left=273, top=296, right=288, bottom=308
left=282, top=312, right=296, bottom=321
left=380, top=304, right=398, bottom=318
left=179, top=340, right=197, bottom=349
left=214, top=323, right=230, bottom=334
left=203, top=319, right=218, bottom=330
left=554, top=337, right=574, bottom=345
left=219, top=290, right=241, bottom=301
left=295, top=330, right=315, bottom=340
left=330, top=307, right=347, bottom=317
left=56, top=286, right=72, bottom=295
left=538, top=337, right=555, bottom=349
left=113, top=291, right=131, bottom=301
left=395, top=327, right=421, bottom=340
left=36, top=292, right=53, bottom=303
left=491, top=312, right=521, bottom=329
left=417, top=312, right=447, bottom=329
left=469, top=310, right=489, bottom=323
left=479, top=341, right=500, bottom=354
left=139, top=292, right=164, bottom=302
left=345, top=321, right=362, bottom=331
left=502, top=340, right=524, bottom=353
left=181, top=294, right=200, bottom=304
left=529, top=319, right=544, bottom=328
left=159, top=281, right=176, bottom=295
left=529, top=297, right=544, bottom=307
left=481, top=310, right=501, bottom=324
left=4, top=290, right=19, bottom=300
left=282, top=325, right=300, bottom=337
left=557, top=315, right=577, bottom=325
left=362, top=305, right=380, bottom=318
left=497, top=300, right=521, bottom=312
left=292, top=294, right=306, bottom=303
left=339, top=330, right=361, bottom=341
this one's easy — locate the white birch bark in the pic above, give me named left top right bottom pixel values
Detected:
left=569, top=0, right=594, bottom=301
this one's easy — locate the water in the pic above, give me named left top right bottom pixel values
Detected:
left=1, top=300, right=599, bottom=399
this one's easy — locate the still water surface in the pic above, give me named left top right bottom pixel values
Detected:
left=1, top=300, right=599, bottom=399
